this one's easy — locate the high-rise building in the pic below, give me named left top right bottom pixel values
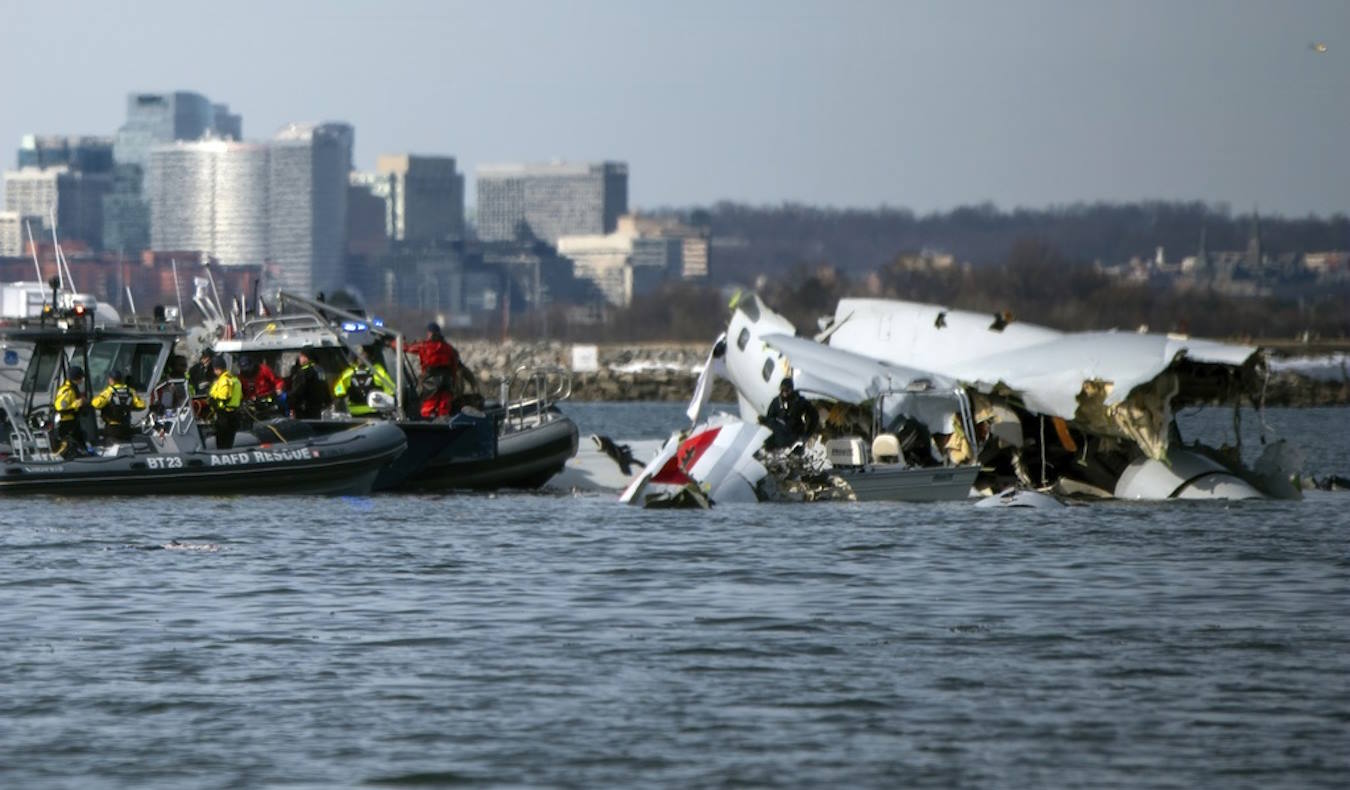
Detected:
left=374, top=154, right=465, bottom=244
left=267, top=123, right=351, bottom=297
left=18, top=135, right=114, bottom=173
left=114, top=92, right=217, bottom=169
left=0, top=211, right=23, bottom=257
left=102, top=164, right=150, bottom=254
left=147, top=124, right=350, bottom=297
left=108, top=91, right=243, bottom=258
left=148, top=140, right=269, bottom=266
left=475, top=161, right=627, bottom=244
left=2, top=166, right=111, bottom=249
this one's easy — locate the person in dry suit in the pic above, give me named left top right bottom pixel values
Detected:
left=760, top=377, right=820, bottom=450
left=53, top=365, right=89, bottom=458
left=208, top=356, right=243, bottom=450
left=91, top=368, right=146, bottom=443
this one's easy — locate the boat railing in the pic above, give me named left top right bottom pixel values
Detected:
left=0, top=391, right=54, bottom=462
left=497, top=365, right=573, bottom=434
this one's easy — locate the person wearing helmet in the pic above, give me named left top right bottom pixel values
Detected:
left=208, top=355, right=243, bottom=449
left=333, top=348, right=396, bottom=417
left=404, top=322, right=459, bottom=419
left=760, top=376, right=820, bottom=450
left=54, top=364, right=89, bottom=458
left=91, top=368, right=147, bottom=442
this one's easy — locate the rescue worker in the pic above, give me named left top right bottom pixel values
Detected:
left=238, top=355, right=283, bottom=418
left=286, top=347, right=329, bottom=419
left=404, top=322, right=458, bottom=419
left=91, top=368, right=147, bottom=443
left=333, top=350, right=396, bottom=417
left=187, top=349, right=216, bottom=399
left=760, top=377, right=820, bottom=450
left=54, top=365, right=89, bottom=458
left=208, top=355, right=243, bottom=450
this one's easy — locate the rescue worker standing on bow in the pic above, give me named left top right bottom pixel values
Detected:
left=208, top=355, right=243, bottom=450
left=404, top=322, right=458, bottom=419
left=333, top=349, right=396, bottom=417
left=760, top=376, right=820, bottom=450
left=54, top=365, right=89, bottom=458
left=91, top=368, right=146, bottom=443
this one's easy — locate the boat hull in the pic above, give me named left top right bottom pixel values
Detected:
left=396, top=416, right=580, bottom=492
left=836, top=463, right=980, bottom=502
left=0, top=422, right=406, bottom=497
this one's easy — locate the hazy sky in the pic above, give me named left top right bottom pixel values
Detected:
left=2, top=0, right=1346, bottom=216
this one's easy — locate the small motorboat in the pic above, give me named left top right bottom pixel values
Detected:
left=0, top=317, right=406, bottom=497
left=210, top=292, right=578, bottom=493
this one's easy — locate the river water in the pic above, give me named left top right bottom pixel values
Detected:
left=1, top=404, right=1347, bottom=789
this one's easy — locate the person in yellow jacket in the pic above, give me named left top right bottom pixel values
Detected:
left=332, top=352, right=396, bottom=417
left=53, top=365, right=89, bottom=458
left=91, top=368, right=147, bottom=442
left=208, top=356, right=243, bottom=450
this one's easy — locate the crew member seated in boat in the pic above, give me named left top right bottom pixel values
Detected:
left=333, top=350, right=396, bottom=417
left=187, top=349, right=216, bottom=400
left=405, top=322, right=458, bottom=419
left=238, top=355, right=283, bottom=418
left=54, top=365, right=89, bottom=458
left=209, top=356, right=243, bottom=450
left=286, top=347, right=329, bottom=420
left=91, top=368, right=146, bottom=443
left=760, top=377, right=820, bottom=450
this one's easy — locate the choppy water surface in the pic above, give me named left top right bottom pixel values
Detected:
left=2, top=404, right=1348, bottom=789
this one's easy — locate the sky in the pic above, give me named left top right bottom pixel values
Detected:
left=1, top=0, right=1346, bottom=216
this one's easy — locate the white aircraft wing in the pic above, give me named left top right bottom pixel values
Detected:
left=759, top=332, right=959, bottom=403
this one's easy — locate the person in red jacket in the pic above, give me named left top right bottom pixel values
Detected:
left=405, top=322, right=459, bottom=418
left=238, top=355, right=283, bottom=417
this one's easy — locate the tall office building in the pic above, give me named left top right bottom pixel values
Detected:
left=109, top=91, right=242, bottom=256
left=18, top=135, right=114, bottom=173
left=148, top=123, right=350, bottom=297
left=2, top=166, right=110, bottom=249
left=114, top=92, right=217, bottom=169
left=267, top=123, right=351, bottom=297
left=374, top=154, right=465, bottom=244
left=475, top=161, right=627, bottom=244
left=0, top=211, right=23, bottom=257
left=148, top=140, right=269, bottom=266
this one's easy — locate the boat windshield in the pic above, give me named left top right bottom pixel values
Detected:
left=21, top=344, right=62, bottom=394
left=84, top=341, right=165, bottom=391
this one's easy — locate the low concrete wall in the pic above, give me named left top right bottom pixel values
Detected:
left=458, top=340, right=735, bottom=402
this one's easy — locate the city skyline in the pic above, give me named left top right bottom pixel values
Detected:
left=1, top=0, right=1347, bottom=217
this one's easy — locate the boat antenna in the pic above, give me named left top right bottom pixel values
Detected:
left=46, top=211, right=66, bottom=293
left=48, top=208, right=79, bottom=295
left=125, top=285, right=137, bottom=316
left=171, top=258, right=185, bottom=328
left=24, top=220, right=46, bottom=310
left=204, top=265, right=233, bottom=334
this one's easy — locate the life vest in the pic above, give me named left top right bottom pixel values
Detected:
left=101, top=385, right=135, bottom=424
left=210, top=371, right=243, bottom=411
left=54, top=381, right=83, bottom=421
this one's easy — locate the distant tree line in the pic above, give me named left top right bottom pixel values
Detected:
left=665, top=201, right=1350, bottom=284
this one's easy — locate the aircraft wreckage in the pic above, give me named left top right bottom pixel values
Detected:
left=620, top=294, right=1302, bottom=507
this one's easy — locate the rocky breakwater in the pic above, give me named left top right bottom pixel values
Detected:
left=456, top=340, right=735, bottom=402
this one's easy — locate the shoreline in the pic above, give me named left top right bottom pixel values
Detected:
left=455, top=340, right=1350, bottom=407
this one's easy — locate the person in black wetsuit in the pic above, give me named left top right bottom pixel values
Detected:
left=286, top=347, right=329, bottom=419
left=760, top=377, right=819, bottom=450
